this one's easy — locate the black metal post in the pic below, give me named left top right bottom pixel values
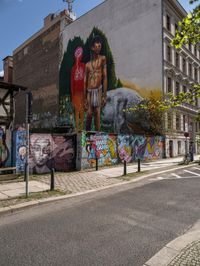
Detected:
left=124, top=160, right=127, bottom=176
left=50, top=168, right=55, bottom=191
left=96, top=157, right=98, bottom=171
left=24, top=162, right=27, bottom=182
left=137, top=159, right=141, bottom=172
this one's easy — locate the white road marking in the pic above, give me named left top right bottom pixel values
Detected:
left=157, top=177, right=164, bottom=180
left=192, top=167, right=200, bottom=171
left=183, top=170, right=200, bottom=176
left=171, top=173, right=182, bottom=179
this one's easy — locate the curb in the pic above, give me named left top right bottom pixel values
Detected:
left=143, top=220, right=200, bottom=266
left=0, top=163, right=198, bottom=216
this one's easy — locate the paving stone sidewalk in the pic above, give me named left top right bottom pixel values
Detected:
left=40, top=171, right=123, bottom=193
left=167, top=240, right=200, bottom=266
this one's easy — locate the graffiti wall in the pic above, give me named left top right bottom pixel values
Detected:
left=59, top=0, right=162, bottom=134
left=14, top=129, right=27, bottom=173
left=80, top=132, right=164, bottom=169
left=29, top=134, right=76, bottom=174
left=0, top=127, right=12, bottom=168
left=81, top=132, right=118, bottom=169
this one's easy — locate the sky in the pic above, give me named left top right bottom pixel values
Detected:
left=0, top=0, right=198, bottom=73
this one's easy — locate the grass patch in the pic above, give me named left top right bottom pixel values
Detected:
left=116, top=170, right=150, bottom=181
left=0, top=190, right=69, bottom=208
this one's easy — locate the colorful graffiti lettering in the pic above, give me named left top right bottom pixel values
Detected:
left=143, top=136, right=164, bottom=160
left=81, top=132, right=118, bottom=168
left=81, top=132, right=164, bottom=169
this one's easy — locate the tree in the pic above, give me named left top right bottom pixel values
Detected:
left=171, top=0, right=200, bottom=48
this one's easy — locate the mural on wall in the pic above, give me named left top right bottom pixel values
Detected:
left=59, top=28, right=144, bottom=133
left=117, top=134, right=132, bottom=162
left=15, top=129, right=27, bottom=173
left=60, top=25, right=162, bottom=134
left=0, top=127, right=10, bottom=167
left=143, top=136, right=164, bottom=160
left=80, top=132, right=164, bottom=169
left=29, top=134, right=76, bottom=174
left=52, top=135, right=76, bottom=172
left=81, top=132, right=118, bottom=168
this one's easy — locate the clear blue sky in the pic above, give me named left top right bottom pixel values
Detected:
left=0, top=0, right=197, bottom=72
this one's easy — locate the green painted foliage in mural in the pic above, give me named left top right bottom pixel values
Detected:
left=59, top=37, right=85, bottom=98
left=84, top=27, right=117, bottom=91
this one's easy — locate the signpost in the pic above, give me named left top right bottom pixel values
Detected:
left=25, top=92, right=33, bottom=197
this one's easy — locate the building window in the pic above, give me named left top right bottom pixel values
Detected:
left=183, top=85, right=187, bottom=93
left=167, top=113, right=173, bottom=129
left=195, top=97, right=198, bottom=107
left=175, top=23, right=178, bottom=32
left=167, top=45, right=172, bottom=62
left=175, top=52, right=179, bottom=68
left=194, top=46, right=197, bottom=57
left=167, top=77, right=172, bottom=93
left=166, top=15, right=171, bottom=31
left=176, top=114, right=180, bottom=130
left=188, top=42, right=192, bottom=52
left=189, top=63, right=193, bottom=78
left=183, top=115, right=186, bottom=132
left=196, top=122, right=198, bottom=132
left=178, top=141, right=181, bottom=155
left=182, top=58, right=186, bottom=74
left=194, top=68, right=198, bottom=82
left=175, top=82, right=180, bottom=96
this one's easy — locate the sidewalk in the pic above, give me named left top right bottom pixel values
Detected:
left=144, top=220, right=200, bottom=266
left=0, top=155, right=199, bottom=199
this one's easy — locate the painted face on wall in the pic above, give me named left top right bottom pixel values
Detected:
left=74, top=46, right=83, bottom=61
left=19, top=146, right=26, bottom=160
left=92, top=42, right=102, bottom=55
left=32, top=138, right=51, bottom=166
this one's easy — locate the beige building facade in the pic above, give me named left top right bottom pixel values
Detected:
left=163, top=0, right=200, bottom=157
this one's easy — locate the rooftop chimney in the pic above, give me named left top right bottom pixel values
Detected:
left=3, top=56, right=13, bottom=83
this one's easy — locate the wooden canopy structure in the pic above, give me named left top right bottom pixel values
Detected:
left=0, top=81, right=27, bottom=128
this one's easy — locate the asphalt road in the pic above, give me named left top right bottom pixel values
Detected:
left=0, top=166, right=200, bottom=266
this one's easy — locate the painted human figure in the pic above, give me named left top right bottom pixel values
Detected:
left=71, top=46, right=85, bottom=131
left=31, top=137, right=52, bottom=174
left=84, top=36, right=107, bottom=131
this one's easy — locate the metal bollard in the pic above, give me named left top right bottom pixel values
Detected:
left=24, top=162, right=27, bottom=182
left=50, top=168, right=55, bottom=191
left=96, top=157, right=99, bottom=171
left=137, top=159, right=141, bottom=172
left=124, top=160, right=127, bottom=176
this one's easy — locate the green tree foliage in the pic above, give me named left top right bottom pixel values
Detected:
left=171, top=1, right=200, bottom=48
left=84, top=27, right=117, bottom=91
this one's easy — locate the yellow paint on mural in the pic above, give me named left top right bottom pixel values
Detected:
left=121, top=79, right=162, bottom=100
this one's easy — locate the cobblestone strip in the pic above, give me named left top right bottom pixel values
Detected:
left=41, top=172, right=122, bottom=193
left=167, top=240, right=200, bottom=266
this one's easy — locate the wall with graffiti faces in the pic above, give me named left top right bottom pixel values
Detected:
left=13, top=129, right=27, bottom=173
left=29, top=134, right=76, bottom=174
